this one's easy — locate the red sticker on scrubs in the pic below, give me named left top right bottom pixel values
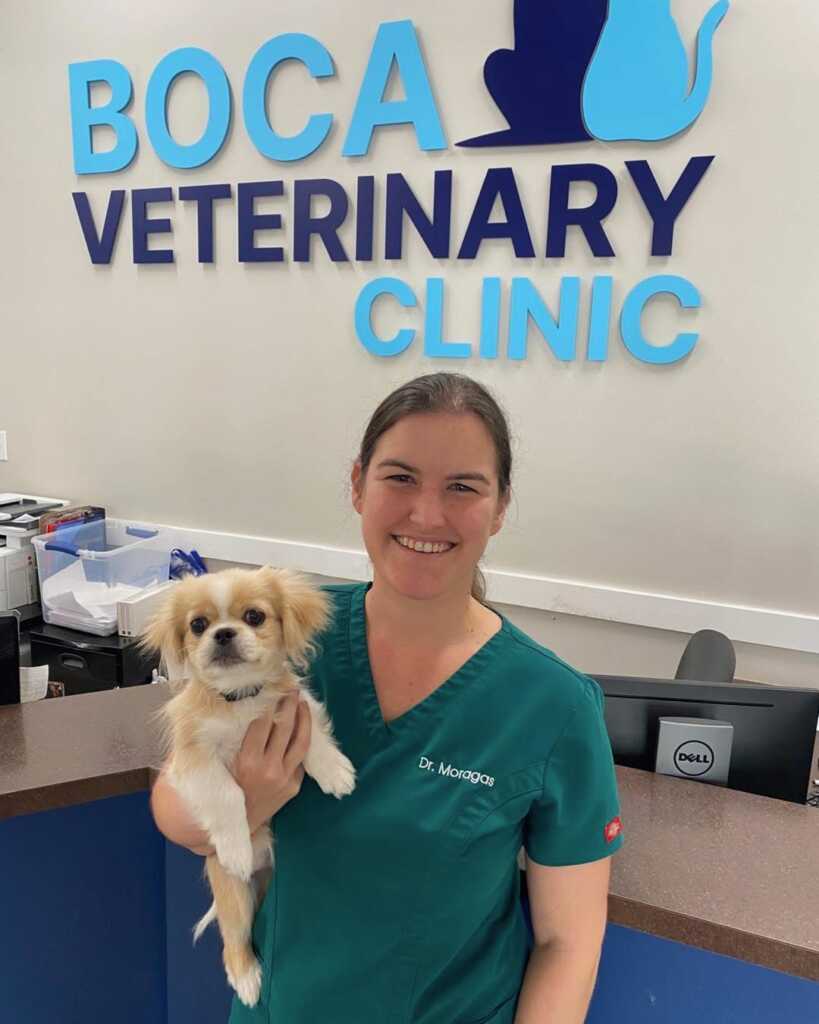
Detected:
left=604, top=817, right=622, bottom=843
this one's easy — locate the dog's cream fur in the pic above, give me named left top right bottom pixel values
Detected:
left=142, top=566, right=356, bottom=1007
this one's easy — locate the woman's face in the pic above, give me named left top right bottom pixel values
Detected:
left=351, top=412, right=508, bottom=602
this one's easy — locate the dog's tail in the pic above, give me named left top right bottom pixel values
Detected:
left=192, top=902, right=217, bottom=944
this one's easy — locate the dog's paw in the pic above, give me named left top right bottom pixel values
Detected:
left=317, top=752, right=357, bottom=799
left=214, top=833, right=254, bottom=881
left=225, top=951, right=262, bottom=1007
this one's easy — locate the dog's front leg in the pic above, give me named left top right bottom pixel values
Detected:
left=299, top=691, right=357, bottom=798
left=170, top=759, right=254, bottom=881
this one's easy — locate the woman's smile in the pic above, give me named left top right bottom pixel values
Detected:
left=391, top=534, right=458, bottom=556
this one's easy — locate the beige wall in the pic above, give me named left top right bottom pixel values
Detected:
left=206, top=562, right=819, bottom=689
left=2, top=0, right=817, bottom=688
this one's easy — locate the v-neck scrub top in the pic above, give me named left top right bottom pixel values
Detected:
left=230, top=582, right=623, bottom=1024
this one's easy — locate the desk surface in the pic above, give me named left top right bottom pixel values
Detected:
left=0, top=684, right=167, bottom=818
left=1, top=685, right=817, bottom=981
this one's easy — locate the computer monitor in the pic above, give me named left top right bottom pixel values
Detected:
left=592, top=675, right=819, bottom=805
left=0, top=613, right=21, bottom=705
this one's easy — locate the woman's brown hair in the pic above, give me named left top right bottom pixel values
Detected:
left=353, top=372, right=513, bottom=605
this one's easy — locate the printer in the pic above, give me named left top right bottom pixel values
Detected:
left=0, top=494, right=70, bottom=617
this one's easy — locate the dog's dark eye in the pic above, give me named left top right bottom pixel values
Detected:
left=190, top=617, right=209, bottom=636
left=244, top=609, right=265, bottom=627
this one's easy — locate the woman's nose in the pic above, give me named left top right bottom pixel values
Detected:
left=408, top=488, right=447, bottom=527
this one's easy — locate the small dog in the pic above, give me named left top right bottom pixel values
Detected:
left=142, top=566, right=356, bottom=1007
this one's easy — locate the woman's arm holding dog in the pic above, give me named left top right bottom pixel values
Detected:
left=151, top=769, right=216, bottom=855
left=150, top=694, right=312, bottom=855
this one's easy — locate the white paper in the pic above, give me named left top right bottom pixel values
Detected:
left=20, top=664, right=49, bottom=702
left=42, top=561, right=141, bottom=624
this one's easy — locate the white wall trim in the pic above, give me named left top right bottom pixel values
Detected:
left=110, top=518, right=819, bottom=656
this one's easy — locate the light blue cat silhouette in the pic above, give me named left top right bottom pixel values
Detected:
left=582, top=0, right=730, bottom=141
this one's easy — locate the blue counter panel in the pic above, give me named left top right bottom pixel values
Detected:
left=164, top=841, right=232, bottom=1024
left=2, top=799, right=816, bottom=1024
left=588, top=923, right=819, bottom=1023
left=0, top=792, right=166, bottom=1024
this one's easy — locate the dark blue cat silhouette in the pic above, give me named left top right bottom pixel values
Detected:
left=458, top=0, right=608, bottom=147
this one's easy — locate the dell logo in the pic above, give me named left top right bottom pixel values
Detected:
left=673, top=740, right=715, bottom=777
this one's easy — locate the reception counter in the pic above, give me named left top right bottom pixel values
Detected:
left=1, top=684, right=818, bottom=1023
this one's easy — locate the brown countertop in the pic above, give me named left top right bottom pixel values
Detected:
left=1, top=685, right=817, bottom=981
left=609, top=759, right=819, bottom=981
left=0, top=684, right=167, bottom=819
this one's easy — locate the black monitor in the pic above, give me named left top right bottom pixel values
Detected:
left=592, top=675, right=819, bottom=805
left=0, top=613, right=20, bottom=705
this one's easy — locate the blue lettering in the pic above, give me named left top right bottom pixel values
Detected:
left=343, top=20, right=446, bottom=156
left=509, top=277, right=580, bottom=360
left=458, top=168, right=534, bottom=260
left=178, top=184, right=232, bottom=263
left=479, top=278, right=502, bottom=360
left=243, top=34, right=335, bottom=162
left=132, top=187, right=174, bottom=264
left=355, top=277, right=417, bottom=355
left=72, top=190, right=126, bottom=264
left=626, top=156, right=714, bottom=257
left=424, top=279, right=471, bottom=358
left=385, top=171, right=452, bottom=259
left=587, top=276, right=613, bottom=361
left=546, top=164, right=617, bottom=258
left=620, top=275, right=701, bottom=364
left=355, top=176, right=375, bottom=261
left=145, top=48, right=231, bottom=169
left=293, top=179, right=349, bottom=262
left=68, top=60, right=137, bottom=174
left=237, top=181, right=285, bottom=262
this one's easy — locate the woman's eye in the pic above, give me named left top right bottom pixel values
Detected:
left=190, top=617, right=208, bottom=636
left=244, top=609, right=266, bottom=627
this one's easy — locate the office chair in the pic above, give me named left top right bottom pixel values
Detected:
left=675, top=629, right=736, bottom=683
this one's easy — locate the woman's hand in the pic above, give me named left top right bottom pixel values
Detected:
left=150, top=692, right=312, bottom=856
left=232, top=692, right=313, bottom=835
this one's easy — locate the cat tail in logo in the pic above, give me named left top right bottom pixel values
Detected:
left=582, top=0, right=730, bottom=142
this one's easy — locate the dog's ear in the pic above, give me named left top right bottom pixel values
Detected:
left=260, top=567, right=331, bottom=673
left=139, top=586, right=189, bottom=689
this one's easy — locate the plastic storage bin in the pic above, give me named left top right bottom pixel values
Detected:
left=32, top=520, right=171, bottom=636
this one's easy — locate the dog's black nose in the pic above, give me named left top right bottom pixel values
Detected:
left=213, top=628, right=237, bottom=647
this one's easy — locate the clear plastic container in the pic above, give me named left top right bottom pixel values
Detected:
left=31, top=520, right=171, bottom=636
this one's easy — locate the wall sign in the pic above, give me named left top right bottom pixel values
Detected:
left=67, top=3, right=731, bottom=366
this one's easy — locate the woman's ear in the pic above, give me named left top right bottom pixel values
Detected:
left=260, top=567, right=332, bottom=673
left=139, top=588, right=188, bottom=689
left=351, top=460, right=364, bottom=515
left=489, top=491, right=510, bottom=537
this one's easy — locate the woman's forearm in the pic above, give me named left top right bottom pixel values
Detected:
left=150, top=770, right=215, bottom=855
left=513, top=943, right=601, bottom=1024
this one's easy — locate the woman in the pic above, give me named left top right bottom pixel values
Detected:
left=151, top=372, right=623, bottom=1023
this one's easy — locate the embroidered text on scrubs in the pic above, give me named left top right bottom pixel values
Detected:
left=418, top=756, right=495, bottom=787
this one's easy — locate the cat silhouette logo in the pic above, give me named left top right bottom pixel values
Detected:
left=458, top=0, right=730, bottom=147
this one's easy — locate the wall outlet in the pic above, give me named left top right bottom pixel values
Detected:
left=0, top=432, right=7, bottom=461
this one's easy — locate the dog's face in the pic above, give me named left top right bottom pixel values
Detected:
left=142, top=566, right=330, bottom=695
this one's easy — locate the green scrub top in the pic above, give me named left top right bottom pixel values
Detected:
left=229, top=582, right=623, bottom=1024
